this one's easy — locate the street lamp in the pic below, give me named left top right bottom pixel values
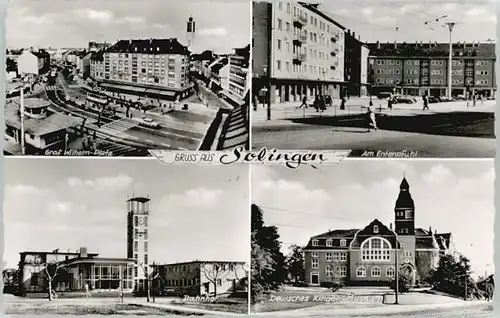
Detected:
left=394, top=235, right=401, bottom=305
left=263, top=65, right=271, bottom=120
left=444, top=22, right=456, bottom=99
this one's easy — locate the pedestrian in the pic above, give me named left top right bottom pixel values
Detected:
left=319, top=95, right=326, bottom=112
left=387, top=98, right=393, bottom=110
left=422, top=94, right=429, bottom=111
left=314, top=95, right=320, bottom=112
left=84, top=283, right=91, bottom=299
left=473, top=93, right=477, bottom=107
left=340, top=96, right=346, bottom=110
left=366, top=101, right=378, bottom=132
left=253, top=94, right=258, bottom=111
left=297, top=95, right=308, bottom=109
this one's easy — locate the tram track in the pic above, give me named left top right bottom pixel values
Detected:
left=44, top=88, right=153, bottom=156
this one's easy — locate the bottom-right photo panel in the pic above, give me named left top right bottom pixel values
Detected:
left=251, top=160, right=494, bottom=317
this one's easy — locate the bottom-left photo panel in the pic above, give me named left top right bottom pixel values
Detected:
left=3, top=158, right=250, bottom=315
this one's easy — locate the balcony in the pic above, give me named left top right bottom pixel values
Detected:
left=293, top=33, right=308, bottom=46
left=293, top=53, right=307, bottom=64
left=330, top=65, right=336, bottom=70
left=293, top=15, right=308, bottom=28
left=331, top=51, right=336, bottom=57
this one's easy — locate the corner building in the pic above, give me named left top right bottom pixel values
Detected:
left=304, top=178, right=455, bottom=287
left=253, top=1, right=345, bottom=103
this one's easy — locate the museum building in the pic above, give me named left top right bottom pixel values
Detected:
left=303, top=177, right=455, bottom=287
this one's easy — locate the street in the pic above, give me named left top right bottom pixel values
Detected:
left=251, top=99, right=495, bottom=157
left=43, top=71, right=219, bottom=152
left=351, top=303, right=493, bottom=317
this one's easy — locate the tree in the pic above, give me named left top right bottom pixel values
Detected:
left=43, top=262, right=67, bottom=301
left=137, top=262, right=151, bottom=302
left=427, top=254, right=478, bottom=299
left=3, top=268, right=18, bottom=294
left=285, top=245, right=305, bottom=284
left=201, top=262, right=235, bottom=296
left=250, top=204, right=286, bottom=302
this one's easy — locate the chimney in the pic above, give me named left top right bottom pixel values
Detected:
left=376, top=41, right=380, bottom=49
left=347, top=29, right=351, bottom=35
left=129, top=39, right=132, bottom=45
left=429, top=226, right=432, bottom=235
left=394, top=41, right=397, bottom=49
left=463, top=42, right=466, bottom=48
left=149, top=38, right=153, bottom=45
left=79, top=247, right=88, bottom=258
left=435, top=229, right=437, bottom=235
left=429, top=41, right=432, bottom=48
left=389, top=223, right=393, bottom=230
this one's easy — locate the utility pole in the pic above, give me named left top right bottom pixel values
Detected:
left=445, top=22, right=456, bottom=99
left=19, top=80, right=26, bottom=155
left=265, top=66, right=271, bottom=120
left=394, top=236, right=399, bottom=304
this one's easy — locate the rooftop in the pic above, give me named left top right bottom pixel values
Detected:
left=5, top=101, right=84, bottom=136
left=367, top=42, right=495, bottom=58
left=105, top=38, right=190, bottom=55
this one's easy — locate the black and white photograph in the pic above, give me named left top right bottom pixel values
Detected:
left=251, top=160, right=494, bottom=317
left=3, top=159, right=250, bottom=315
left=5, top=0, right=250, bottom=157
left=251, top=1, right=495, bottom=158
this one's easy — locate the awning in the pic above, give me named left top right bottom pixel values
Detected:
left=144, top=88, right=176, bottom=97
left=100, top=83, right=147, bottom=93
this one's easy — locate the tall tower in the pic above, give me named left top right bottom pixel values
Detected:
left=394, top=177, right=415, bottom=235
left=186, top=16, right=196, bottom=49
left=127, top=196, right=150, bottom=291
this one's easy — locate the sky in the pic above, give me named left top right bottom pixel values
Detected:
left=313, top=0, right=496, bottom=43
left=6, top=0, right=251, bottom=54
left=4, top=158, right=250, bottom=268
left=252, top=160, right=494, bottom=278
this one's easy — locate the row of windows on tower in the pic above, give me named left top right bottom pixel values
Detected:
left=133, top=241, right=148, bottom=253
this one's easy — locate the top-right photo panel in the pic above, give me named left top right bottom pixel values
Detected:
left=251, top=1, right=495, bottom=158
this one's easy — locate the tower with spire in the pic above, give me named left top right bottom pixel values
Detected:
left=394, top=176, right=416, bottom=266
left=186, top=16, right=196, bottom=49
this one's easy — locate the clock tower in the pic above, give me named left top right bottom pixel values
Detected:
left=127, top=196, right=150, bottom=291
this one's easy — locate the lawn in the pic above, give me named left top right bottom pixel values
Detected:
left=5, top=303, right=203, bottom=316
left=172, top=296, right=248, bottom=314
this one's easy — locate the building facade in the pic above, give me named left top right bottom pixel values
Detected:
left=367, top=41, right=496, bottom=97
left=252, top=1, right=345, bottom=104
left=18, top=49, right=50, bottom=75
left=344, top=30, right=369, bottom=97
left=303, top=177, right=454, bottom=287
left=156, top=261, right=247, bottom=296
left=89, top=38, right=192, bottom=100
left=127, top=196, right=150, bottom=291
left=17, top=248, right=135, bottom=294
left=222, top=45, right=251, bottom=106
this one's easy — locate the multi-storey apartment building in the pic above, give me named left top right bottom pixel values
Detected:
left=367, top=41, right=496, bottom=97
left=253, top=1, right=345, bottom=104
left=303, top=177, right=455, bottom=287
left=223, top=45, right=250, bottom=106
left=89, top=38, right=192, bottom=101
left=156, top=261, right=248, bottom=296
left=344, top=30, right=369, bottom=97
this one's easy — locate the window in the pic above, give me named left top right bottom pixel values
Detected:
left=361, top=237, right=391, bottom=261
left=371, top=266, right=381, bottom=277
left=403, top=251, right=412, bottom=257
left=386, top=266, right=395, bottom=277
left=326, top=253, right=332, bottom=261
left=339, top=253, right=347, bottom=261
left=326, top=239, right=333, bottom=247
left=277, top=39, right=282, bottom=50
left=312, top=259, right=319, bottom=268
left=356, top=266, right=366, bottom=277
left=325, top=265, right=333, bottom=277
left=312, top=252, right=319, bottom=258
left=373, top=225, right=379, bottom=233
left=338, top=266, right=347, bottom=277
left=312, top=240, right=319, bottom=246
left=277, top=60, right=281, bottom=70
left=340, top=239, right=346, bottom=247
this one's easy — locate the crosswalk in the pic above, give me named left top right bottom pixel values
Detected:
left=45, top=84, right=82, bottom=91
left=98, top=118, right=139, bottom=137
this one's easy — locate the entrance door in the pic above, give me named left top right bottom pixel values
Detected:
left=203, top=282, right=210, bottom=294
left=311, top=273, right=319, bottom=285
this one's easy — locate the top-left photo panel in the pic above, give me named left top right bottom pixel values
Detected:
left=5, top=0, right=251, bottom=157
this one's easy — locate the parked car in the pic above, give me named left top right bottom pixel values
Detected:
left=377, top=92, right=393, bottom=99
left=140, top=117, right=161, bottom=129
left=455, top=94, right=466, bottom=100
left=392, top=95, right=415, bottom=104
left=428, top=96, right=439, bottom=103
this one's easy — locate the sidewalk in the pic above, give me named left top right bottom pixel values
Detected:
left=129, top=300, right=243, bottom=316
left=253, top=300, right=488, bottom=316
left=252, top=99, right=495, bottom=123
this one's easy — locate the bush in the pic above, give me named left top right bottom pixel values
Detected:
left=390, top=275, right=411, bottom=293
